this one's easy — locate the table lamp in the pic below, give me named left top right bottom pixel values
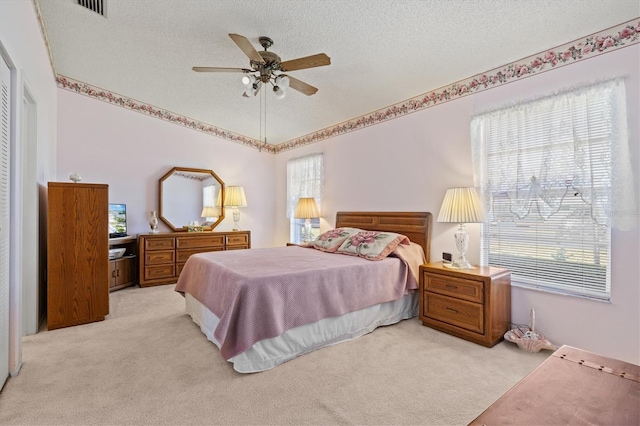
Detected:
left=224, top=186, right=247, bottom=231
left=294, top=197, right=320, bottom=243
left=437, top=187, right=485, bottom=269
left=200, top=206, right=218, bottom=226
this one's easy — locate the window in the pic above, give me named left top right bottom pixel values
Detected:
left=287, top=154, right=323, bottom=244
left=471, top=79, right=634, bottom=301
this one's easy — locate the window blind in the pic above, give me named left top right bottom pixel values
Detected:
left=471, top=79, right=631, bottom=301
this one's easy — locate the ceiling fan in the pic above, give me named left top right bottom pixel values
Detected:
left=193, top=34, right=331, bottom=98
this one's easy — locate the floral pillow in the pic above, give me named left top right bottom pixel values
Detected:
left=336, top=230, right=410, bottom=260
left=307, top=228, right=362, bottom=252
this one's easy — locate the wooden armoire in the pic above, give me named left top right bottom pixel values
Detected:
left=47, top=182, right=109, bottom=330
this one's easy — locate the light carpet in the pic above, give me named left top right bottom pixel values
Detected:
left=0, top=284, right=549, bottom=425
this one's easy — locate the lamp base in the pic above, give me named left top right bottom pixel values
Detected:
left=450, top=223, right=475, bottom=269
left=302, top=218, right=312, bottom=243
left=452, top=258, right=474, bottom=269
left=231, top=207, right=241, bottom=231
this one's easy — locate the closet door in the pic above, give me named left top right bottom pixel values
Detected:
left=0, top=56, right=11, bottom=389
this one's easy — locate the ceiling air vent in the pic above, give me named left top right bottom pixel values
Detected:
left=77, top=0, right=105, bottom=17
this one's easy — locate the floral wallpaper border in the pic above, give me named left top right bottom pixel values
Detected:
left=49, top=15, right=639, bottom=155
left=277, top=18, right=639, bottom=153
left=56, top=75, right=275, bottom=153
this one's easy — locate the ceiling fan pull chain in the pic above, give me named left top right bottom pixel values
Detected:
left=263, top=87, right=268, bottom=151
left=259, top=86, right=263, bottom=152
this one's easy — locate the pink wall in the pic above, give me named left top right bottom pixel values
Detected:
left=56, top=89, right=276, bottom=249
left=275, top=45, right=640, bottom=364
left=56, top=35, right=639, bottom=363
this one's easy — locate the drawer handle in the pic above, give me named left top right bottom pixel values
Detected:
left=445, top=307, right=459, bottom=314
left=445, top=284, right=458, bottom=290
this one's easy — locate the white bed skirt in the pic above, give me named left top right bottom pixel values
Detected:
left=184, top=292, right=418, bottom=373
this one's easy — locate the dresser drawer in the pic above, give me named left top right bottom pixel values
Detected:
left=144, top=237, right=175, bottom=251
left=226, top=245, right=248, bottom=250
left=176, top=247, right=223, bottom=263
left=176, top=235, right=224, bottom=249
left=424, top=292, right=484, bottom=334
left=144, top=264, right=175, bottom=281
left=226, top=234, right=249, bottom=247
left=144, top=250, right=175, bottom=265
left=425, top=274, right=483, bottom=303
left=176, top=262, right=185, bottom=276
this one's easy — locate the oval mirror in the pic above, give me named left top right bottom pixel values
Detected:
left=158, top=167, right=225, bottom=231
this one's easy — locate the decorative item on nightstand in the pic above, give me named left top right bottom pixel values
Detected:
left=149, top=210, right=159, bottom=234
left=294, top=197, right=320, bottom=243
left=437, top=187, right=485, bottom=269
left=224, top=186, right=247, bottom=231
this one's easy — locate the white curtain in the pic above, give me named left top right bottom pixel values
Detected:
left=287, top=153, right=324, bottom=218
left=472, top=78, right=635, bottom=231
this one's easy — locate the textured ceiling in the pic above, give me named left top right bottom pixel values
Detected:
left=37, top=0, right=640, bottom=147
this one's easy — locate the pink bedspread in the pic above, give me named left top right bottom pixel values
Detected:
left=175, top=244, right=425, bottom=360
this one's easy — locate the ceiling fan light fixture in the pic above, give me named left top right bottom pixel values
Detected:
left=241, top=74, right=255, bottom=87
left=273, top=85, right=286, bottom=100
left=244, top=83, right=258, bottom=97
left=275, top=75, right=290, bottom=89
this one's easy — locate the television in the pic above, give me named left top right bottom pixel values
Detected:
left=108, top=203, right=128, bottom=238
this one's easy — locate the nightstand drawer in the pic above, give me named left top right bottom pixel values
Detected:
left=425, top=274, right=483, bottom=303
left=424, top=293, right=484, bottom=334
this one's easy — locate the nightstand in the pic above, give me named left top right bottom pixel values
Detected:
left=419, top=262, right=511, bottom=347
left=286, top=242, right=302, bottom=247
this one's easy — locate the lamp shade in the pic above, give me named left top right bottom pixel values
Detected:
left=294, top=197, right=320, bottom=219
left=437, top=187, right=485, bottom=223
left=201, top=206, right=218, bottom=218
left=224, top=186, right=247, bottom=207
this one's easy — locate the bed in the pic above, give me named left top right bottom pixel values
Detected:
left=175, top=211, right=432, bottom=373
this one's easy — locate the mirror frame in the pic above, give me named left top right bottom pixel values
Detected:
left=158, top=166, right=225, bottom=232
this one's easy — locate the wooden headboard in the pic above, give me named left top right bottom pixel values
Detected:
left=335, top=211, right=432, bottom=262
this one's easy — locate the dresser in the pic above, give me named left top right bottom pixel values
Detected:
left=419, top=262, right=511, bottom=347
left=138, top=231, right=251, bottom=287
left=47, top=182, right=109, bottom=330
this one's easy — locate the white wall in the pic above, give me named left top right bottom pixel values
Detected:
left=56, top=89, right=277, bottom=249
left=275, top=45, right=640, bottom=364
left=1, top=0, right=58, bottom=360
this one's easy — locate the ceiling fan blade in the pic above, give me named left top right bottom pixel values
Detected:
left=192, top=66, right=251, bottom=73
left=229, top=33, right=265, bottom=64
left=280, top=53, right=331, bottom=72
left=287, top=75, right=318, bottom=96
